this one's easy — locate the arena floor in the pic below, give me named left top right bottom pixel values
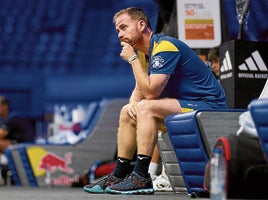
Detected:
left=0, top=186, right=197, bottom=200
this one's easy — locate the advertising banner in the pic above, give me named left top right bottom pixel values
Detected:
left=176, top=0, right=221, bottom=48
left=220, top=40, right=268, bottom=108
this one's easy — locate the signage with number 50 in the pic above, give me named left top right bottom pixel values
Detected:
left=177, top=0, right=221, bottom=48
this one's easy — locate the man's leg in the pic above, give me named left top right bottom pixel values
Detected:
left=136, top=98, right=182, bottom=157
left=117, top=104, right=138, bottom=160
left=112, top=104, right=138, bottom=179
left=106, top=98, right=182, bottom=194
left=84, top=104, right=138, bottom=193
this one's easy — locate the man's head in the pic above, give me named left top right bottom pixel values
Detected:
left=0, top=96, right=10, bottom=118
left=208, top=48, right=220, bottom=77
left=113, top=7, right=151, bottom=29
left=113, top=7, right=152, bottom=49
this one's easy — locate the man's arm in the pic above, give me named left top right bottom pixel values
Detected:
left=121, top=42, right=170, bottom=100
left=131, top=58, right=170, bottom=99
left=129, top=84, right=144, bottom=103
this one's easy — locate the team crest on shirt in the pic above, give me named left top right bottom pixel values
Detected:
left=151, top=56, right=165, bottom=70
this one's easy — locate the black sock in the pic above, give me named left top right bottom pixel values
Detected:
left=113, top=157, right=132, bottom=178
left=134, top=154, right=151, bottom=178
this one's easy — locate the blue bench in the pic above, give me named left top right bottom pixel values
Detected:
left=163, top=109, right=244, bottom=196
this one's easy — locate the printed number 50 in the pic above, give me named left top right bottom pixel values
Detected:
left=186, top=9, right=195, bottom=16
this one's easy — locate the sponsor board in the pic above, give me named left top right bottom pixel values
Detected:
left=219, top=40, right=268, bottom=108
left=221, top=50, right=268, bottom=80
left=27, top=146, right=79, bottom=186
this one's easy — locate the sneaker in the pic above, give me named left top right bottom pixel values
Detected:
left=105, top=172, right=154, bottom=195
left=153, top=174, right=172, bottom=192
left=83, top=174, right=123, bottom=194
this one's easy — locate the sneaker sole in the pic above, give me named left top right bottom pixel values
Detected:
left=153, top=187, right=173, bottom=192
left=105, top=187, right=154, bottom=195
left=83, top=185, right=105, bottom=194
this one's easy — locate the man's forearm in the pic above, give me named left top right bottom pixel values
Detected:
left=129, top=87, right=144, bottom=104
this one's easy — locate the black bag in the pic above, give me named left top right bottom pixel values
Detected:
left=204, top=134, right=268, bottom=199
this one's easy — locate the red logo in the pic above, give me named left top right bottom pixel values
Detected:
left=39, top=152, right=73, bottom=174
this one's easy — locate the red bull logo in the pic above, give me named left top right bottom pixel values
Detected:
left=39, top=152, right=73, bottom=174
left=26, top=147, right=79, bottom=186
left=26, top=147, right=74, bottom=176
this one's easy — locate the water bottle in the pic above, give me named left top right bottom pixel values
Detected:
left=210, top=147, right=226, bottom=200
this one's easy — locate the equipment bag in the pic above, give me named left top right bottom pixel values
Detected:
left=204, top=134, right=268, bottom=199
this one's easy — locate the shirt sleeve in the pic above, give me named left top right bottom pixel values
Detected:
left=149, top=40, right=180, bottom=74
left=150, top=51, right=180, bottom=74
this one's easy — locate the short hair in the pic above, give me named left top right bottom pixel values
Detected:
left=208, top=47, right=219, bottom=62
left=113, top=7, right=152, bottom=29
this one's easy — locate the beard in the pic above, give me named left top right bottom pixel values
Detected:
left=122, top=30, right=143, bottom=48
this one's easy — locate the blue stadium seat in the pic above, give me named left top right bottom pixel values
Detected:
left=0, top=0, right=158, bottom=117
left=164, top=109, right=244, bottom=196
left=165, top=111, right=209, bottom=195
left=249, top=98, right=268, bottom=159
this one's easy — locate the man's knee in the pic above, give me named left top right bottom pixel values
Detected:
left=137, top=99, right=153, bottom=114
left=136, top=100, right=154, bottom=118
left=119, top=104, right=131, bottom=121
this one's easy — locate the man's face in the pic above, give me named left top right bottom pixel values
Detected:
left=115, top=13, right=143, bottom=48
left=211, top=58, right=220, bottom=76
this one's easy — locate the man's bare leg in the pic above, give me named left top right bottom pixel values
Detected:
left=117, top=104, right=138, bottom=160
left=136, top=98, right=182, bottom=157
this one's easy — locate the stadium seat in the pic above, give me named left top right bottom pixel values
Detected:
left=249, top=98, right=268, bottom=160
left=0, top=0, right=158, bottom=118
left=162, top=109, right=244, bottom=196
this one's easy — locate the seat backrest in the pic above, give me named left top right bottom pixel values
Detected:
left=196, top=110, right=244, bottom=155
left=249, top=98, right=268, bottom=159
